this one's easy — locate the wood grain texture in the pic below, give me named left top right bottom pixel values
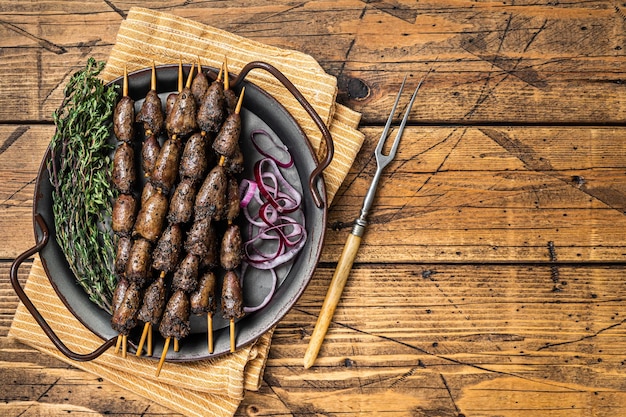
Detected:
left=326, top=126, right=626, bottom=263
left=1, top=0, right=625, bottom=416
left=4, top=263, right=625, bottom=416
left=2, top=125, right=625, bottom=262
left=1, top=1, right=626, bottom=124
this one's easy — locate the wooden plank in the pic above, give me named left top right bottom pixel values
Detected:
left=242, top=263, right=626, bottom=416
left=0, top=262, right=28, bottom=337
left=0, top=1, right=625, bottom=124
left=0, top=125, right=51, bottom=258
left=0, top=338, right=182, bottom=416
left=1, top=1, right=624, bottom=417
left=2, top=262, right=183, bottom=416
left=2, top=124, right=625, bottom=262
left=326, top=125, right=626, bottom=263
left=4, top=261, right=626, bottom=416
left=295, top=264, right=626, bottom=347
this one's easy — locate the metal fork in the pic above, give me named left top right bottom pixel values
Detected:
left=303, top=75, right=426, bottom=369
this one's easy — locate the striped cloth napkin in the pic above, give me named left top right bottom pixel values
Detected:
left=10, top=7, right=364, bottom=417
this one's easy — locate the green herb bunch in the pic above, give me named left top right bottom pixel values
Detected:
left=48, top=58, right=119, bottom=313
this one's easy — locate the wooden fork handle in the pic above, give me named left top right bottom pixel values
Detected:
left=303, top=232, right=362, bottom=369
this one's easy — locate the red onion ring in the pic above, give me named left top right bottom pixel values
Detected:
left=244, top=229, right=306, bottom=270
left=239, top=148, right=306, bottom=312
left=256, top=217, right=306, bottom=247
left=239, top=179, right=258, bottom=208
left=254, top=158, right=301, bottom=213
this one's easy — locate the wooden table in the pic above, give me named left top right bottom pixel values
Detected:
left=2, top=1, right=626, bottom=416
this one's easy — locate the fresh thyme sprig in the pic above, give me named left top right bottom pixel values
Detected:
left=48, top=58, right=119, bottom=313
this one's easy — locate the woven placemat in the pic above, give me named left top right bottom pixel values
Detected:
left=10, top=7, right=365, bottom=417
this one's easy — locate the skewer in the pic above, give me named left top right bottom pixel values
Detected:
left=147, top=324, right=153, bottom=356
left=235, top=86, right=245, bottom=114
left=177, top=58, right=183, bottom=93
left=224, top=57, right=230, bottom=91
left=208, top=313, right=214, bottom=353
left=136, top=322, right=151, bottom=357
left=114, top=334, right=123, bottom=353
left=230, top=319, right=236, bottom=352
left=123, top=65, right=129, bottom=97
left=185, top=62, right=195, bottom=90
left=151, top=61, right=157, bottom=92
left=217, top=63, right=223, bottom=82
left=225, top=86, right=246, bottom=354
left=169, top=58, right=194, bottom=144
left=113, top=67, right=131, bottom=357
left=223, top=57, right=239, bottom=114
left=174, top=338, right=180, bottom=352
left=122, top=334, right=128, bottom=358
left=156, top=337, right=171, bottom=377
left=199, top=60, right=222, bottom=139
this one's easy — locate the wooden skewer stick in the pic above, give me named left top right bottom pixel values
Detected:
left=147, top=324, right=153, bottom=356
left=174, top=338, right=180, bottom=352
left=151, top=61, right=157, bottom=91
left=136, top=322, right=151, bottom=357
left=114, top=334, right=122, bottom=354
left=123, top=66, right=129, bottom=97
left=218, top=77, right=243, bottom=167
left=229, top=86, right=246, bottom=354
left=156, top=337, right=171, bottom=377
left=207, top=313, right=214, bottom=353
left=230, top=319, right=236, bottom=352
left=185, top=62, right=195, bottom=90
left=224, top=56, right=229, bottom=91
left=177, top=58, right=183, bottom=93
left=235, top=86, right=245, bottom=114
left=121, top=335, right=128, bottom=358
left=217, top=63, right=223, bottom=82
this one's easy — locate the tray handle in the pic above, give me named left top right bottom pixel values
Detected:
left=232, top=61, right=334, bottom=208
left=10, top=213, right=117, bottom=361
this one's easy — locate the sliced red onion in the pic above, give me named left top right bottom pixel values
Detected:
left=254, top=158, right=301, bottom=214
left=245, top=236, right=284, bottom=267
left=244, top=228, right=307, bottom=270
left=238, top=146, right=306, bottom=313
left=258, top=202, right=281, bottom=226
left=256, top=217, right=306, bottom=247
left=242, top=194, right=270, bottom=229
left=239, top=179, right=258, bottom=208
left=250, top=129, right=293, bottom=168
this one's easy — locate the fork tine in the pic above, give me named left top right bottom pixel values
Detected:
left=376, top=75, right=408, bottom=154
left=386, top=76, right=425, bottom=160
